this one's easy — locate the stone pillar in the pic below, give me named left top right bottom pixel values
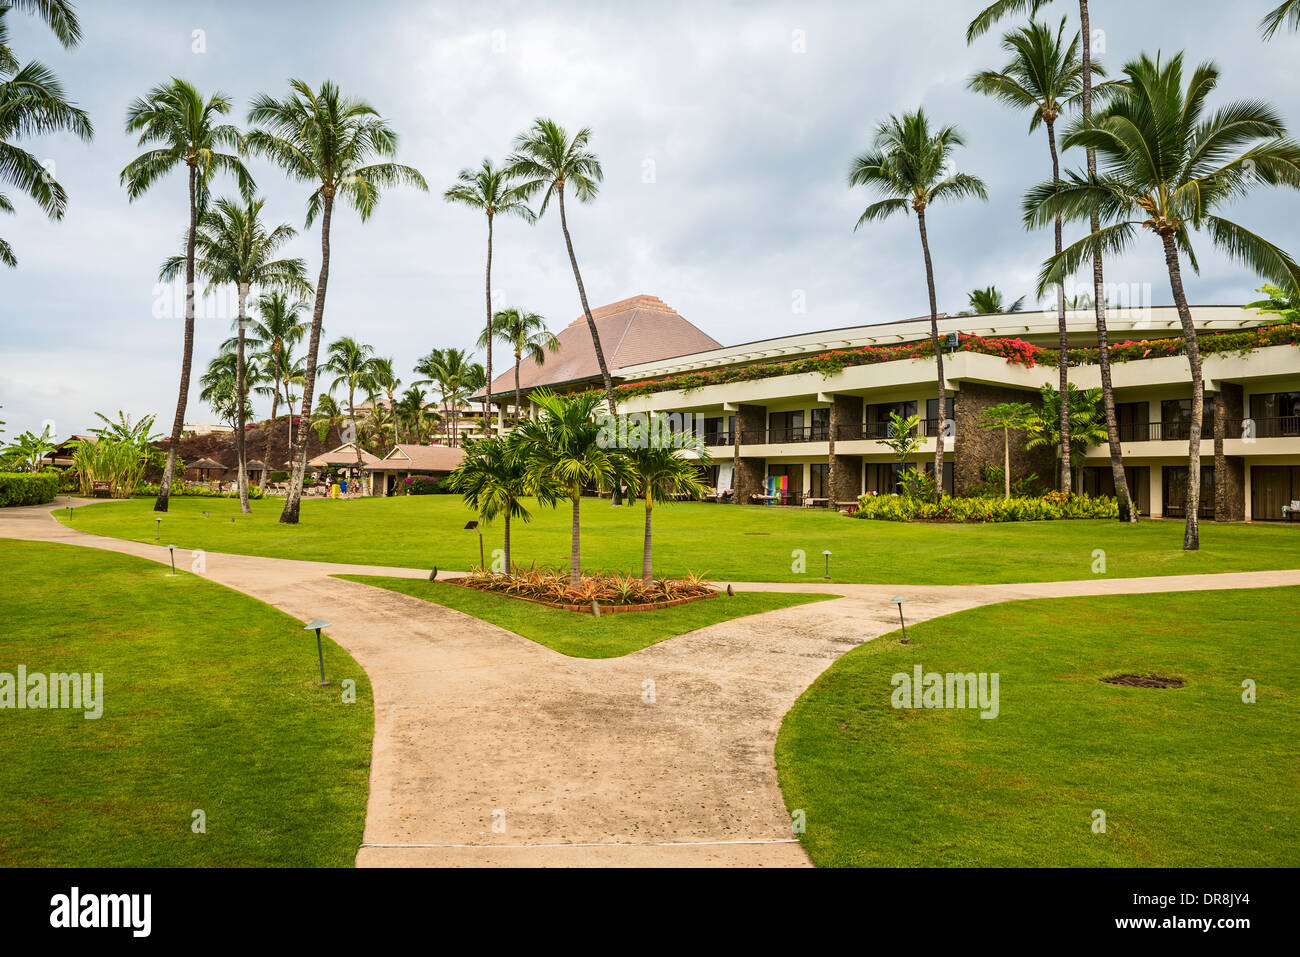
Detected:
left=828, top=393, right=864, bottom=503
left=1214, top=383, right=1244, bottom=521
left=732, top=403, right=767, bottom=504
left=952, top=382, right=1053, bottom=496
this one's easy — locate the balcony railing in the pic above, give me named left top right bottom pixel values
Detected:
left=740, top=426, right=831, bottom=444
left=1225, top=416, right=1300, bottom=439
left=703, top=432, right=735, bottom=447
left=1117, top=419, right=1219, bottom=442
left=836, top=422, right=919, bottom=442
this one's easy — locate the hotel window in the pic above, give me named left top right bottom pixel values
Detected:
left=1250, top=465, right=1300, bottom=520
left=925, top=397, right=955, bottom=436
left=1248, top=393, right=1300, bottom=437
left=809, top=462, right=829, bottom=499
left=703, top=415, right=734, bottom=445
left=769, top=410, right=806, bottom=443
left=1160, top=396, right=1215, bottom=441
left=810, top=407, right=830, bottom=440
left=1081, top=465, right=1150, bottom=514
left=1162, top=465, right=1214, bottom=519
left=865, top=462, right=904, bottom=495
left=1115, top=402, right=1148, bottom=442
left=865, top=401, right=917, bottom=439
left=923, top=460, right=955, bottom=496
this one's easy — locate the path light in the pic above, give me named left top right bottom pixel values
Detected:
left=822, top=550, right=832, bottom=579
left=428, top=567, right=438, bottom=582
left=726, top=584, right=734, bottom=597
left=464, top=520, right=484, bottom=570
left=891, top=596, right=909, bottom=644
left=167, top=544, right=176, bottom=576
left=155, top=516, right=162, bottom=540
left=304, top=619, right=332, bottom=686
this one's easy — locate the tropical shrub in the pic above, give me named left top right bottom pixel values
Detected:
left=969, top=464, right=1044, bottom=498
left=854, top=492, right=1118, bottom=523
left=457, top=566, right=715, bottom=608
left=0, top=472, right=60, bottom=507
left=404, top=476, right=452, bottom=495
left=132, top=483, right=264, bottom=500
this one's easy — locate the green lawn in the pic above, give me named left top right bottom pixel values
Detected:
left=776, top=588, right=1300, bottom=867
left=58, top=495, right=1300, bottom=585
left=0, top=539, right=372, bottom=867
left=336, top=575, right=834, bottom=658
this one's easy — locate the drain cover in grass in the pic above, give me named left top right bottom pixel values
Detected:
left=1101, top=673, right=1185, bottom=689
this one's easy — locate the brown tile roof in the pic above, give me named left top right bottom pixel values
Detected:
left=365, top=444, right=466, bottom=473
left=477, top=294, right=722, bottom=399
left=306, top=443, right=384, bottom=468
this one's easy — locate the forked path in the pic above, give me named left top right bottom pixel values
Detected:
left=4, top=500, right=1299, bottom=867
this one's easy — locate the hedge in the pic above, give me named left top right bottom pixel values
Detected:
left=132, top=483, right=265, bottom=500
left=0, top=471, right=60, bottom=507
left=853, top=493, right=1120, bottom=523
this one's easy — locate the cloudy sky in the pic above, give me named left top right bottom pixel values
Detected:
left=2, top=0, right=1297, bottom=437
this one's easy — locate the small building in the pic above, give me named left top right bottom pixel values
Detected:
left=40, top=434, right=96, bottom=469
left=366, top=444, right=467, bottom=496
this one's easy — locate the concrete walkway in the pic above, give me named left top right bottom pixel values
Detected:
left=4, top=499, right=1298, bottom=867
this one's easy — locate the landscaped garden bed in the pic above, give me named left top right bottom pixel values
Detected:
left=452, top=567, right=718, bottom=613
left=854, top=492, right=1119, bottom=523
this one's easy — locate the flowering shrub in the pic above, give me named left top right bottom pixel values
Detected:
left=404, top=476, right=452, bottom=495
left=1062, top=322, right=1300, bottom=366
left=458, top=567, right=715, bottom=608
left=853, top=493, right=1119, bottom=523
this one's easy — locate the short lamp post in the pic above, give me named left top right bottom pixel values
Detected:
left=167, top=544, right=176, bottom=576
left=822, top=549, right=832, bottom=579
left=464, top=520, right=484, bottom=570
left=891, top=596, right=909, bottom=644
left=155, top=516, right=162, bottom=540
left=304, top=619, right=332, bottom=685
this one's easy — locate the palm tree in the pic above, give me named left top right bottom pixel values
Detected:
left=507, top=120, right=616, bottom=417
left=310, top=394, right=345, bottom=445
left=246, top=291, right=309, bottom=467
left=0, top=7, right=93, bottom=267
left=200, top=350, right=258, bottom=431
left=323, top=336, right=381, bottom=479
left=161, top=197, right=309, bottom=512
left=515, top=389, right=622, bottom=585
left=969, top=17, right=1109, bottom=494
left=447, top=435, right=543, bottom=573
left=413, top=347, right=477, bottom=445
left=1246, top=283, right=1300, bottom=324
left=1027, top=53, right=1300, bottom=549
left=958, top=285, right=1026, bottom=315
left=848, top=109, right=987, bottom=500
left=443, top=159, right=535, bottom=426
left=969, top=0, right=1137, bottom=523
left=369, top=357, right=402, bottom=446
left=1021, top=384, right=1109, bottom=481
left=121, top=79, right=252, bottom=513
left=0, top=1, right=81, bottom=49
left=623, top=425, right=711, bottom=582
left=395, top=386, right=438, bottom=444
left=978, top=402, right=1035, bottom=498
left=1261, top=1, right=1300, bottom=38
left=246, top=79, right=427, bottom=523
left=482, top=308, right=560, bottom=425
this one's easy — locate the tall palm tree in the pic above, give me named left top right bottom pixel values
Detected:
left=969, top=0, right=1137, bottom=522
left=447, top=434, right=543, bottom=573
left=848, top=109, right=987, bottom=499
left=969, top=17, right=1108, bottom=494
left=1027, top=52, right=1300, bottom=549
left=506, top=120, right=615, bottom=416
left=958, top=285, right=1026, bottom=315
left=623, top=426, right=711, bottom=582
left=369, top=357, right=402, bottom=447
left=482, top=308, right=560, bottom=425
left=396, top=386, right=438, bottom=444
left=161, top=197, right=309, bottom=512
left=1261, top=1, right=1300, bottom=38
left=121, top=79, right=251, bottom=512
left=200, top=349, right=259, bottom=431
left=310, top=394, right=344, bottom=445
left=323, top=336, right=381, bottom=479
left=515, top=389, right=622, bottom=585
left=1, top=1, right=81, bottom=49
left=0, top=8, right=93, bottom=267
left=246, top=79, right=427, bottom=523
left=443, top=159, right=535, bottom=426
left=246, top=291, right=309, bottom=467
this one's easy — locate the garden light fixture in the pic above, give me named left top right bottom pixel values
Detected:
left=155, top=516, right=162, bottom=540
left=167, top=545, right=176, bottom=576
left=304, top=619, right=332, bottom=685
left=892, top=596, right=909, bottom=644
left=464, top=520, right=484, bottom=570
left=822, top=549, right=832, bottom=578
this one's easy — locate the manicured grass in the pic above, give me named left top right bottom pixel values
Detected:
left=336, top=575, right=834, bottom=658
left=59, top=495, right=1300, bottom=585
left=776, top=588, right=1300, bottom=867
left=0, top=539, right=372, bottom=867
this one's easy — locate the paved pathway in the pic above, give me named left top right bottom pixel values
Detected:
left=4, top=499, right=1298, bottom=867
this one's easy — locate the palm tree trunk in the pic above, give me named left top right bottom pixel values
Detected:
left=484, top=212, right=494, bottom=433
left=915, top=206, right=945, bottom=502
left=1161, top=233, right=1204, bottom=551
left=569, top=491, right=581, bottom=586
left=281, top=193, right=333, bottom=524
left=349, top=386, right=362, bottom=494
left=557, top=186, right=621, bottom=506
left=1046, top=119, right=1072, bottom=495
left=235, top=283, right=251, bottom=513
left=1079, top=0, right=1136, bottom=522
left=503, top=509, right=511, bottom=574
left=154, top=162, right=199, bottom=513
left=390, top=391, right=399, bottom=447
left=514, top=351, right=522, bottom=427
left=642, top=492, right=654, bottom=583
left=1003, top=428, right=1011, bottom=499
left=265, top=387, right=278, bottom=476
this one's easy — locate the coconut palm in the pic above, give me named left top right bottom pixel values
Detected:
left=323, top=336, right=381, bottom=478
left=161, top=197, right=309, bottom=512
left=443, top=159, right=535, bottom=425
left=369, top=357, right=402, bottom=446
left=971, top=1, right=1140, bottom=522
left=200, top=350, right=258, bottom=431
left=246, top=79, right=427, bottom=523
left=1261, top=1, right=1300, bottom=38
left=1026, top=53, right=1300, bottom=549
left=623, top=424, right=711, bottom=582
left=0, top=8, right=93, bottom=267
left=506, top=120, right=616, bottom=417
left=394, top=387, right=434, bottom=444
left=1021, top=383, right=1108, bottom=479
left=413, top=347, right=477, bottom=445
left=958, top=285, right=1026, bottom=315
left=1, top=1, right=81, bottom=49
left=1246, top=283, right=1300, bottom=324
left=246, top=291, right=309, bottom=467
left=447, top=434, right=544, bottom=573
left=121, top=78, right=252, bottom=512
left=969, top=17, right=1110, bottom=494
left=310, top=394, right=344, bottom=445
left=515, top=389, right=623, bottom=585
left=482, top=308, right=560, bottom=425
left=848, top=109, right=987, bottom=500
